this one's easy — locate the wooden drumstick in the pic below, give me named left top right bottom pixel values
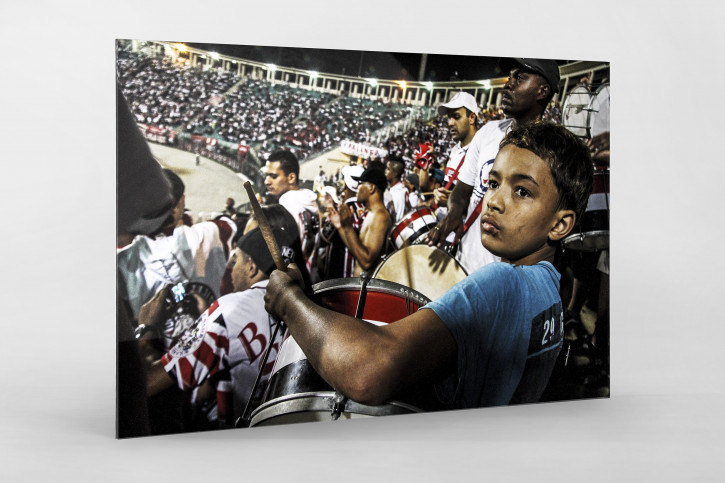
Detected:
left=243, top=181, right=287, bottom=272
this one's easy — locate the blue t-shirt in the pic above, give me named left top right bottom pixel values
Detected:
left=425, top=261, right=564, bottom=409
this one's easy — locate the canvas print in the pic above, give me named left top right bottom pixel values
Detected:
left=116, top=39, right=610, bottom=438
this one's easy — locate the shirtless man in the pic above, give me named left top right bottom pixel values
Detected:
left=327, top=166, right=391, bottom=276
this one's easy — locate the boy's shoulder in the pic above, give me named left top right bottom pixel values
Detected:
left=469, top=261, right=558, bottom=290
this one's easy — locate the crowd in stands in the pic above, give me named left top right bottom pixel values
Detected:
left=117, top=50, right=415, bottom=164
left=117, top=51, right=238, bottom=131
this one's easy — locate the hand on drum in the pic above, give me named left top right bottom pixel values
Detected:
left=425, top=213, right=462, bottom=248
left=586, top=132, right=610, bottom=165
left=432, top=187, right=451, bottom=206
left=138, top=284, right=173, bottom=328
left=264, top=263, right=306, bottom=321
left=328, top=202, right=352, bottom=230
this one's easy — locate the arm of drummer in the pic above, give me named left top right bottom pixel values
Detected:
left=134, top=287, right=180, bottom=397
left=332, top=203, right=390, bottom=271
left=586, top=132, right=610, bottom=165
left=264, top=266, right=457, bottom=406
left=425, top=180, right=473, bottom=246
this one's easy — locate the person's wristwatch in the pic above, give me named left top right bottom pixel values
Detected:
left=134, top=324, right=157, bottom=340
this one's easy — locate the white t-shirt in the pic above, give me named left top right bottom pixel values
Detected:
left=443, top=142, right=469, bottom=186
left=455, top=118, right=514, bottom=273
left=437, top=140, right=471, bottom=221
left=384, top=181, right=410, bottom=225
left=117, top=218, right=237, bottom=319
left=279, top=188, right=318, bottom=244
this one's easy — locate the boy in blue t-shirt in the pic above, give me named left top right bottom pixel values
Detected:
left=264, top=122, right=594, bottom=409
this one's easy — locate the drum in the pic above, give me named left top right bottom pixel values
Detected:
left=248, top=278, right=433, bottom=427
left=563, top=166, right=609, bottom=252
left=390, top=206, right=437, bottom=250
left=562, top=85, right=595, bottom=139
left=372, top=244, right=468, bottom=301
left=562, top=83, right=609, bottom=140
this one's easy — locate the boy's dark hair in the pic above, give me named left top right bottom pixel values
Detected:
left=499, top=121, right=593, bottom=222
left=268, top=150, right=300, bottom=180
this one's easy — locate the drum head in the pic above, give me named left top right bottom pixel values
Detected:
left=589, top=83, right=610, bottom=138
left=372, top=245, right=467, bottom=301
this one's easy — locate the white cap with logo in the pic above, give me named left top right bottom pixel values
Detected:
left=437, top=91, right=481, bottom=116
left=342, top=165, right=365, bottom=193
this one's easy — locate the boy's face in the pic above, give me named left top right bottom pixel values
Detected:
left=480, top=145, right=573, bottom=266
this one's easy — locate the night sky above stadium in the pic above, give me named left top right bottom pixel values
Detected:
left=185, top=42, right=570, bottom=82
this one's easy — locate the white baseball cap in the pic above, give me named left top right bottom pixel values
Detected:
left=322, top=185, right=340, bottom=205
left=437, top=91, right=480, bottom=116
left=342, top=165, right=365, bottom=192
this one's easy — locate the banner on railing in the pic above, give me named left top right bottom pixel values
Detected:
left=137, top=123, right=176, bottom=144
left=340, top=140, right=388, bottom=159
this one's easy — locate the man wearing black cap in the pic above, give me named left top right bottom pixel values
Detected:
left=138, top=226, right=296, bottom=428
left=328, top=167, right=391, bottom=277
left=427, top=57, right=560, bottom=274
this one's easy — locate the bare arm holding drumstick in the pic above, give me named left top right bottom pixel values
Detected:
left=264, top=264, right=456, bottom=405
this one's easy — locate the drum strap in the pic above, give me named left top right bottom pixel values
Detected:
left=462, top=198, right=484, bottom=234
left=432, top=151, right=466, bottom=212
left=444, top=150, right=466, bottom=190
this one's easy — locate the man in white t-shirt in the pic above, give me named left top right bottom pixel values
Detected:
left=383, top=156, right=410, bottom=224
left=427, top=57, right=561, bottom=274
left=430, top=91, right=481, bottom=222
left=117, top=170, right=237, bottom=321
left=264, top=149, right=318, bottom=261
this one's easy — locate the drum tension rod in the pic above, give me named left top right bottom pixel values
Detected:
left=331, top=392, right=348, bottom=421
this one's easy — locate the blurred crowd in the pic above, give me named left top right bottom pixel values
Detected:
left=117, top=50, right=415, bottom=163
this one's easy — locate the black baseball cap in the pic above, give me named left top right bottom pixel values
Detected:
left=499, top=58, right=560, bottom=93
left=352, top=167, right=387, bottom=193
left=236, top=226, right=297, bottom=275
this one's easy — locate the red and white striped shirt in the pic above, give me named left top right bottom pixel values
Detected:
left=161, top=280, right=282, bottom=425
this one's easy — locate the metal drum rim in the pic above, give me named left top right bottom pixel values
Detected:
left=311, top=277, right=431, bottom=306
left=249, top=391, right=423, bottom=426
left=562, top=230, right=609, bottom=252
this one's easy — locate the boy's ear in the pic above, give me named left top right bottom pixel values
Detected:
left=548, top=209, right=576, bottom=242
left=288, top=172, right=297, bottom=185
